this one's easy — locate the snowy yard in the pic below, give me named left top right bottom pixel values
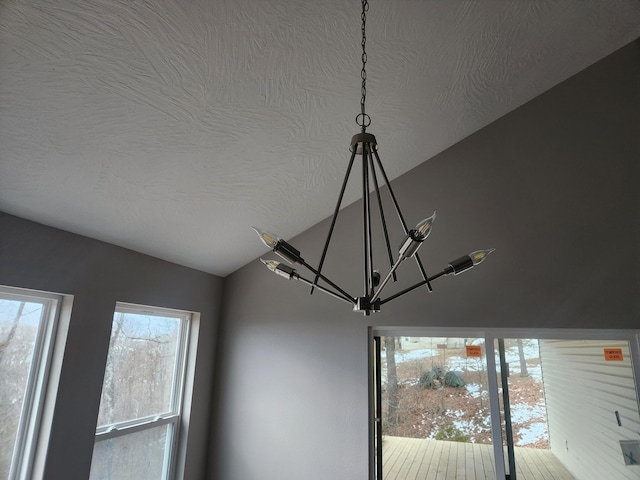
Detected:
left=381, top=338, right=549, bottom=448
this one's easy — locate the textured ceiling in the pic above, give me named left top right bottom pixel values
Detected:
left=1, top=0, right=639, bottom=276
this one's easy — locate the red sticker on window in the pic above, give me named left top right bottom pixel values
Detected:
left=466, top=345, right=482, bottom=357
left=604, top=348, right=624, bottom=361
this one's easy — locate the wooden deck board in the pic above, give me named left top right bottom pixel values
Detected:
left=382, top=436, right=575, bottom=480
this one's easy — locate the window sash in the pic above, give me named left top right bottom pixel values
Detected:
left=96, top=414, right=179, bottom=442
left=0, top=286, right=61, bottom=480
left=91, top=303, right=192, bottom=480
left=96, top=304, right=190, bottom=427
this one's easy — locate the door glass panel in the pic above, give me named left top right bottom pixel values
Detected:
left=499, top=338, right=640, bottom=480
left=495, top=338, right=552, bottom=479
left=379, top=336, right=495, bottom=479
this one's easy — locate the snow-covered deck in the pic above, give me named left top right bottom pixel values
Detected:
left=382, top=436, right=575, bottom=480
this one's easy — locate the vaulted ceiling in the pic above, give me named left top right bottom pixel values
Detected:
left=1, top=0, right=639, bottom=276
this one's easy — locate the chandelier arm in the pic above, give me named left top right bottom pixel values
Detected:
left=371, top=149, right=409, bottom=232
left=370, top=256, right=405, bottom=303
left=296, top=273, right=356, bottom=305
left=362, top=143, right=374, bottom=296
left=372, top=149, right=433, bottom=291
left=379, top=269, right=448, bottom=306
left=368, top=151, right=397, bottom=282
left=310, top=146, right=359, bottom=294
left=412, top=253, right=433, bottom=292
left=299, top=260, right=355, bottom=302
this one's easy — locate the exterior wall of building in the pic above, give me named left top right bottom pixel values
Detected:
left=540, top=339, right=640, bottom=479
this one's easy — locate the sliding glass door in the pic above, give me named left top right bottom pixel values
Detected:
left=374, top=335, right=495, bottom=479
left=371, top=330, right=640, bottom=480
left=496, top=337, right=640, bottom=480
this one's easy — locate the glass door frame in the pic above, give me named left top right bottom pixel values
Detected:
left=369, top=326, right=640, bottom=480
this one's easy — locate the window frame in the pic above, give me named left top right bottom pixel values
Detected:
left=0, top=285, right=63, bottom=480
left=92, top=302, right=193, bottom=480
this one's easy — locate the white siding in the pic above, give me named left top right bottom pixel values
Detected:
left=540, top=339, right=640, bottom=479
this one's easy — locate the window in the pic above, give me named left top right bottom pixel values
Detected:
left=89, top=303, right=192, bottom=480
left=0, top=285, right=62, bottom=480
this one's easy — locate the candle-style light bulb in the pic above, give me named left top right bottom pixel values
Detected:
left=414, top=211, right=436, bottom=241
left=398, top=211, right=437, bottom=259
left=260, top=258, right=297, bottom=280
left=252, top=227, right=304, bottom=264
left=251, top=227, right=279, bottom=249
left=470, top=248, right=495, bottom=266
left=446, top=248, right=495, bottom=275
left=260, top=258, right=280, bottom=273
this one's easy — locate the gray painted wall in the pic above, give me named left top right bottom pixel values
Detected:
left=0, top=212, right=223, bottom=480
left=210, top=40, right=640, bottom=479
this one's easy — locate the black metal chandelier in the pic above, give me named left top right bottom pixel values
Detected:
left=253, top=0, right=494, bottom=315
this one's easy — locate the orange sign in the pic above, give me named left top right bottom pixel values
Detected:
left=466, top=345, right=482, bottom=358
left=604, top=348, right=624, bottom=361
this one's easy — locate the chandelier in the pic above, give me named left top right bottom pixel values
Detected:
left=253, top=0, right=494, bottom=315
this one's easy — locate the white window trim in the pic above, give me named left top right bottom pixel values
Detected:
left=0, top=285, right=67, bottom=480
left=92, top=302, right=194, bottom=480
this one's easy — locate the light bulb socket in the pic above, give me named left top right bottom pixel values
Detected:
left=448, top=255, right=474, bottom=275
left=275, top=240, right=304, bottom=264
left=398, top=230, right=424, bottom=259
left=273, top=263, right=296, bottom=279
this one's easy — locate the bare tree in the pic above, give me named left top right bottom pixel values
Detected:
left=1, top=300, right=43, bottom=477
left=517, top=339, right=529, bottom=377
left=384, top=336, right=399, bottom=426
left=91, top=313, right=181, bottom=479
left=0, top=301, right=25, bottom=363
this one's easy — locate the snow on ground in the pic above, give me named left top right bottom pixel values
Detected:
left=381, top=348, right=438, bottom=363
left=510, top=401, right=547, bottom=424
left=382, top=340, right=544, bottom=385
left=517, top=422, right=549, bottom=445
left=382, top=338, right=549, bottom=446
left=503, top=343, right=543, bottom=380
left=465, top=383, right=489, bottom=399
left=447, top=356, right=487, bottom=372
left=509, top=401, right=549, bottom=445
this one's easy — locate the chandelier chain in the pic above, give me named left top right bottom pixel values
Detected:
left=357, top=0, right=371, bottom=131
